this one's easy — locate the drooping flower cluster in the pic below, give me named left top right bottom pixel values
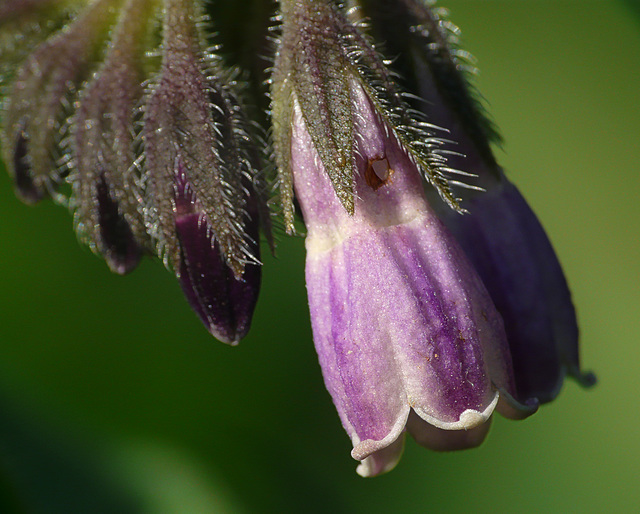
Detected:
left=1, top=0, right=269, bottom=344
left=0, top=0, right=594, bottom=475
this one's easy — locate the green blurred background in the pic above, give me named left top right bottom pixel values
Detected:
left=0, top=1, right=638, bottom=512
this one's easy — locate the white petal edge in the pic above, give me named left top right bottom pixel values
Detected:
left=412, top=390, right=500, bottom=430
left=351, top=406, right=410, bottom=461
left=356, top=434, right=406, bottom=477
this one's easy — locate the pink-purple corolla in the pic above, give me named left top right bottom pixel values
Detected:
left=290, top=82, right=536, bottom=476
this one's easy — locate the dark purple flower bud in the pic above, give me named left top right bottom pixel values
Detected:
left=71, top=0, right=158, bottom=274
left=355, top=0, right=595, bottom=403
left=11, top=126, right=43, bottom=204
left=93, top=173, right=142, bottom=275
left=144, top=0, right=264, bottom=343
left=173, top=164, right=261, bottom=344
left=272, top=0, right=535, bottom=476
left=1, top=0, right=124, bottom=203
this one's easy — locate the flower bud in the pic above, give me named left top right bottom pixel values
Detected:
left=71, top=0, right=158, bottom=274
left=2, top=0, right=124, bottom=203
left=143, top=0, right=263, bottom=343
left=172, top=162, right=261, bottom=344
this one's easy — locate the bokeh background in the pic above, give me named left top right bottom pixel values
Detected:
left=0, top=1, right=638, bottom=512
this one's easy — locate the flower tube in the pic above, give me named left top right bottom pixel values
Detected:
left=272, top=0, right=535, bottom=476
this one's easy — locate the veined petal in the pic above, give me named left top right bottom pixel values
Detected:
left=292, top=80, right=530, bottom=474
left=356, top=0, right=595, bottom=404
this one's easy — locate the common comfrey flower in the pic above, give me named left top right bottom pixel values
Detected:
left=0, top=0, right=594, bottom=476
left=271, top=0, right=536, bottom=476
left=0, top=0, right=269, bottom=343
left=353, top=0, right=596, bottom=402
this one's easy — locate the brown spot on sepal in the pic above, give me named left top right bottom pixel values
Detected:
left=365, top=156, right=394, bottom=190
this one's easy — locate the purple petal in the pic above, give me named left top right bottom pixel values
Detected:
left=306, top=217, right=502, bottom=441
left=438, top=179, right=596, bottom=402
left=406, top=410, right=491, bottom=452
left=292, top=83, right=530, bottom=473
left=95, top=175, right=141, bottom=275
left=174, top=169, right=260, bottom=345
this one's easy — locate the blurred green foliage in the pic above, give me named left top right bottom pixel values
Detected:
left=0, top=1, right=638, bottom=512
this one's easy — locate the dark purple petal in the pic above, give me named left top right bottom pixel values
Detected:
left=436, top=176, right=596, bottom=403
left=510, top=184, right=596, bottom=390
left=174, top=168, right=260, bottom=344
left=453, top=197, right=595, bottom=400
left=175, top=215, right=260, bottom=345
left=12, top=129, right=43, bottom=204
left=95, top=175, right=141, bottom=275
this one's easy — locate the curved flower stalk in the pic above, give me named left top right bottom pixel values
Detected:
left=354, top=0, right=596, bottom=403
left=272, top=0, right=536, bottom=476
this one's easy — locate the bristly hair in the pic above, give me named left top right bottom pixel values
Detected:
left=1, top=0, right=123, bottom=205
left=67, top=0, right=162, bottom=270
left=271, top=0, right=472, bottom=236
left=351, top=0, right=502, bottom=169
left=335, top=2, right=470, bottom=212
left=198, top=0, right=277, bottom=251
left=141, top=0, right=265, bottom=277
